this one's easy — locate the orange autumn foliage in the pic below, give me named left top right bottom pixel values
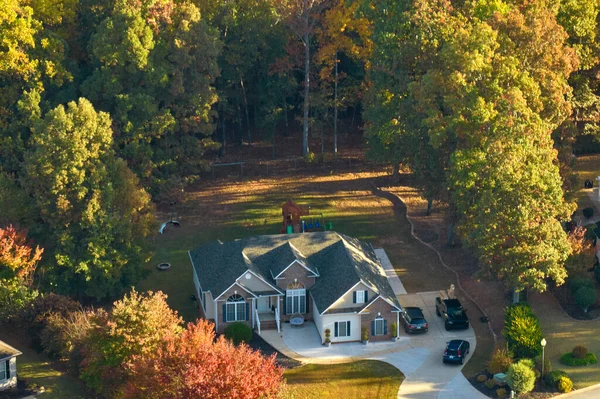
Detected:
left=0, top=224, right=43, bottom=285
left=124, top=319, right=283, bottom=399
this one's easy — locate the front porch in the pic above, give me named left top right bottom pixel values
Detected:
left=252, top=295, right=281, bottom=334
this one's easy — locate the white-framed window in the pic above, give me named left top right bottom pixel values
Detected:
left=354, top=290, right=368, bottom=304
left=225, top=294, right=246, bottom=322
left=286, top=282, right=306, bottom=314
left=374, top=317, right=385, bottom=336
left=335, top=321, right=351, bottom=337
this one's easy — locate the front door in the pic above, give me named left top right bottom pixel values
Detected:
left=256, top=297, right=270, bottom=313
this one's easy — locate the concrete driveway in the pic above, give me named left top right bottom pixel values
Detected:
left=261, top=249, right=485, bottom=398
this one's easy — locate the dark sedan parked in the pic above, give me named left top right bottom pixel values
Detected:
left=443, top=340, right=470, bottom=364
left=400, top=307, right=429, bottom=333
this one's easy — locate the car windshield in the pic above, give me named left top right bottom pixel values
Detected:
left=448, top=307, right=463, bottom=316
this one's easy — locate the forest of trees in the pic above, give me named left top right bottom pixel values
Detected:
left=2, top=0, right=600, bottom=317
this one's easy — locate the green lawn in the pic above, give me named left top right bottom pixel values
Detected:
left=0, top=328, right=88, bottom=399
left=282, top=360, right=404, bottom=398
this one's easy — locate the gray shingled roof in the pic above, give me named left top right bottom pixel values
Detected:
left=0, top=340, right=21, bottom=360
left=189, top=231, right=401, bottom=312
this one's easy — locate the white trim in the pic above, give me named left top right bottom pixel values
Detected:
left=0, top=342, right=22, bottom=361
left=357, top=295, right=402, bottom=313
left=320, top=281, right=364, bottom=315
left=214, top=281, right=257, bottom=300
left=274, top=259, right=318, bottom=279
left=236, top=270, right=284, bottom=295
left=214, top=301, right=218, bottom=331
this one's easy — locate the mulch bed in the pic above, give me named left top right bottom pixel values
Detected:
left=550, top=284, right=600, bottom=320
left=469, top=374, right=559, bottom=399
left=248, top=334, right=302, bottom=369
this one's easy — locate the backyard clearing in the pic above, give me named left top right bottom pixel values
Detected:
left=139, top=169, right=453, bottom=321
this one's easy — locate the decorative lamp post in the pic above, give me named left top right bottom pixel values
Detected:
left=541, top=338, right=547, bottom=379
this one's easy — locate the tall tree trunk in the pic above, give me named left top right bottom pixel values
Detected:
left=221, top=110, right=226, bottom=156
left=333, top=51, right=338, bottom=157
left=236, top=94, right=243, bottom=145
left=392, top=163, right=400, bottom=183
left=284, top=97, right=289, bottom=137
left=302, top=31, right=310, bottom=156
left=240, top=78, right=251, bottom=145
left=447, top=222, right=456, bottom=247
left=426, top=198, right=433, bottom=216
left=271, top=124, right=276, bottom=160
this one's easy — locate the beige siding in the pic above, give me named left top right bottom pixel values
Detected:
left=321, top=314, right=361, bottom=343
left=237, top=272, right=277, bottom=292
left=0, top=357, right=17, bottom=391
left=203, top=291, right=215, bottom=319
left=328, top=282, right=377, bottom=311
left=313, top=299, right=324, bottom=343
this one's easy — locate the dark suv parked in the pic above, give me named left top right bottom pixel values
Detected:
left=435, top=297, right=469, bottom=330
left=400, top=307, right=428, bottom=333
left=443, top=339, right=470, bottom=364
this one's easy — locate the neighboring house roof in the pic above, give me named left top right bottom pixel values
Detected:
left=0, top=340, right=22, bottom=361
left=189, top=231, right=402, bottom=312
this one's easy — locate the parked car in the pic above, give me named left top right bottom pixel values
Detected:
left=443, top=339, right=470, bottom=364
left=400, top=307, right=428, bottom=333
left=435, top=296, right=469, bottom=330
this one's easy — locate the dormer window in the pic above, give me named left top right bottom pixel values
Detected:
left=353, top=290, right=368, bottom=304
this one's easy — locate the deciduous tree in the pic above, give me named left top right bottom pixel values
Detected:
left=124, top=319, right=283, bottom=399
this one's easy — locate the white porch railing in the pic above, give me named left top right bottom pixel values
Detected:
left=275, top=307, right=281, bottom=333
left=255, top=309, right=261, bottom=335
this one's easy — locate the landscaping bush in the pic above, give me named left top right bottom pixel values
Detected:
left=544, top=370, right=568, bottom=387
left=506, top=360, right=536, bottom=394
left=487, top=347, right=513, bottom=374
left=476, top=374, right=488, bottom=383
left=572, top=345, right=588, bottom=359
left=583, top=207, right=594, bottom=219
left=574, top=286, right=598, bottom=313
left=557, top=376, right=573, bottom=393
left=485, top=379, right=496, bottom=389
left=560, top=351, right=598, bottom=366
left=224, top=322, right=253, bottom=345
left=569, top=276, right=595, bottom=294
left=496, top=388, right=507, bottom=398
left=503, top=303, right=543, bottom=358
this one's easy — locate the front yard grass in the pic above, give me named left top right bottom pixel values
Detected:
left=282, top=360, right=404, bottom=398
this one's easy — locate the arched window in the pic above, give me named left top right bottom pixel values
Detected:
left=286, top=282, right=306, bottom=314
left=226, top=294, right=246, bottom=322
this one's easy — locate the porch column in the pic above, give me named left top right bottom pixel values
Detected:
left=214, top=301, right=218, bottom=332
left=396, top=312, right=400, bottom=339
left=252, top=298, right=255, bottom=329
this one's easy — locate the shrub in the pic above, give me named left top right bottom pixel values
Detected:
left=574, top=286, right=598, bottom=313
left=560, top=352, right=597, bottom=366
left=224, top=322, right=253, bottom=345
left=503, top=303, right=543, bottom=358
left=304, top=151, right=316, bottom=164
left=477, top=374, right=488, bottom=383
left=506, top=360, right=536, bottom=393
left=496, top=388, right=507, bottom=398
left=391, top=322, right=398, bottom=338
left=325, top=328, right=331, bottom=343
left=583, top=207, right=594, bottom=218
left=558, top=376, right=573, bottom=393
left=595, top=265, right=600, bottom=284
left=544, top=370, right=568, bottom=387
left=569, top=276, right=595, bottom=294
left=572, top=345, right=588, bottom=359
left=361, top=327, right=369, bottom=341
left=485, top=379, right=496, bottom=389
left=487, top=347, right=513, bottom=374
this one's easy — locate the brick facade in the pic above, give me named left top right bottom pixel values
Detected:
left=360, top=298, right=398, bottom=342
left=276, top=262, right=316, bottom=322
left=215, top=284, right=253, bottom=333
